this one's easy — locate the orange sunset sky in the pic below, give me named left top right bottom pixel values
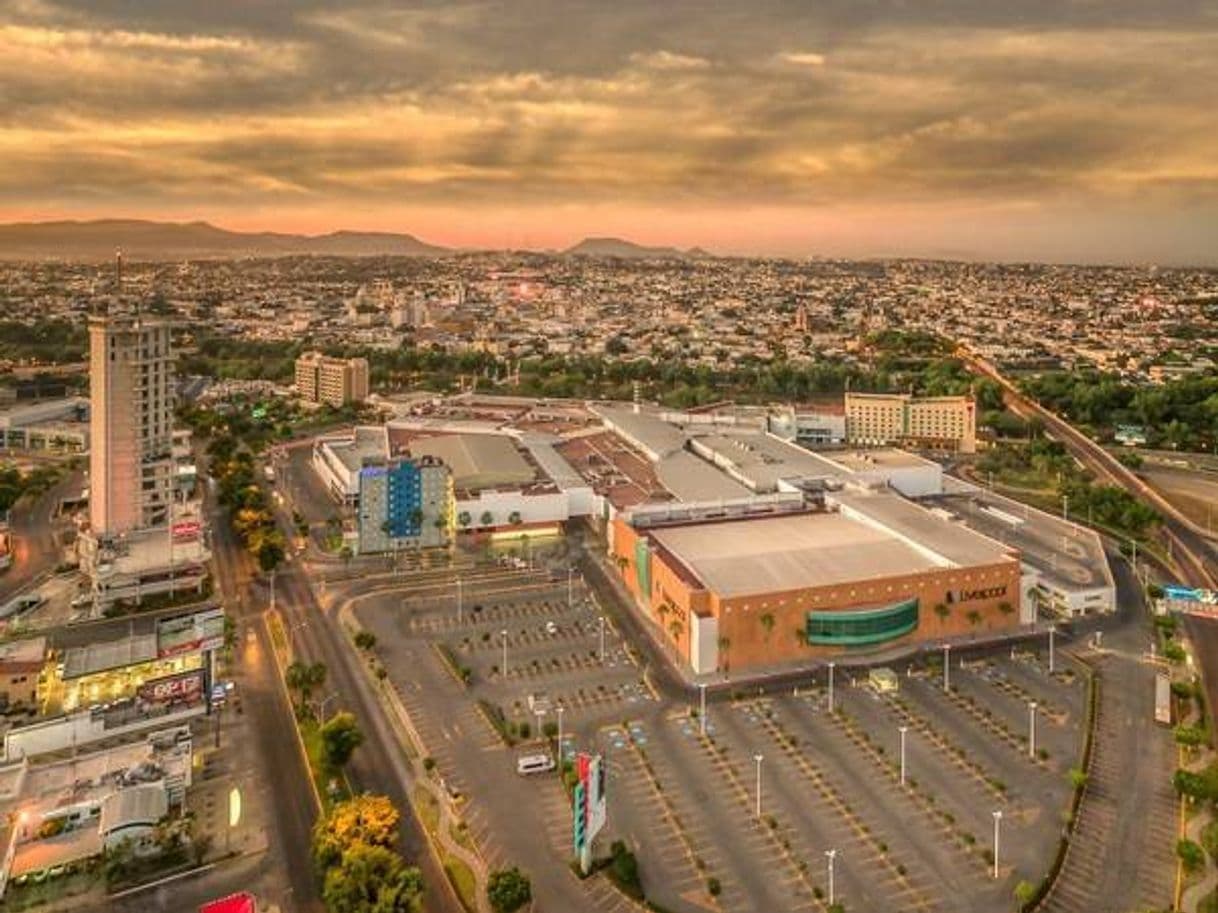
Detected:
left=1, top=1, right=1216, bottom=264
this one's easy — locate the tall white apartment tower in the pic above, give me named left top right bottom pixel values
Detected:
left=88, top=313, right=176, bottom=535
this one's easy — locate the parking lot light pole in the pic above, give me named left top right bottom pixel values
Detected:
left=899, top=725, right=908, bottom=786
left=1048, top=626, right=1056, bottom=674
left=753, top=754, right=764, bottom=818
left=1028, top=702, right=1037, bottom=758
left=501, top=629, right=508, bottom=679
left=992, top=810, right=1002, bottom=879
left=599, top=615, right=606, bottom=663
left=456, top=578, right=463, bottom=624
left=534, top=709, right=544, bottom=744
left=556, top=705, right=565, bottom=767
left=699, top=683, right=707, bottom=736
left=828, top=662, right=835, bottom=713
left=567, top=567, right=574, bottom=609
left=943, top=644, right=952, bottom=691
left=825, top=849, right=837, bottom=905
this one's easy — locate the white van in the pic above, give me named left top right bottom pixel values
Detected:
left=516, top=754, right=556, bottom=776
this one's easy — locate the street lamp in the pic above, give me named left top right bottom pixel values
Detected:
left=992, top=810, right=1002, bottom=879
left=556, top=705, right=565, bottom=768
left=899, top=725, right=909, bottom=786
left=699, top=683, right=708, bottom=737
left=943, top=644, right=952, bottom=691
left=456, top=578, right=463, bottom=624
left=825, top=849, right=838, bottom=906
left=1048, top=625, right=1056, bottom=674
left=828, top=662, right=836, bottom=713
left=501, top=629, right=508, bottom=679
left=599, top=615, right=606, bottom=664
left=753, top=754, right=764, bottom=818
left=567, top=567, right=575, bottom=609
left=318, top=691, right=340, bottom=723
left=1028, top=702, right=1037, bottom=758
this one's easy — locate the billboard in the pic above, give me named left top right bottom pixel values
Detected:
left=138, top=668, right=205, bottom=707
left=157, top=607, right=225, bottom=658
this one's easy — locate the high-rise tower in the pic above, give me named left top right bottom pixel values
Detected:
left=88, top=313, right=176, bottom=535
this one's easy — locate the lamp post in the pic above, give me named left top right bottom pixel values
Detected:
left=699, top=683, right=707, bottom=736
left=567, top=567, right=574, bottom=609
left=599, top=615, right=606, bottom=664
left=501, top=629, right=508, bottom=679
left=943, top=644, right=952, bottom=691
left=825, top=849, right=838, bottom=906
left=456, top=577, right=463, bottom=624
left=1028, top=701, right=1037, bottom=758
left=1048, top=625, right=1056, bottom=674
left=899, top=725, right=909, bottom=786
left=828, top=662, right=836, bottom=713
left=318, top=691, right=340, bottom=724
left=992, top=810, right=1002, bottom=879
left=556, top=705, right=565, bottom=768
left=753, top=754, right=764, bottom=818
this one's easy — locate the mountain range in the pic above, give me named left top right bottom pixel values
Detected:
left=0, top=219, right=449, bottom=261
left=0, top=219, right=714, bottom=261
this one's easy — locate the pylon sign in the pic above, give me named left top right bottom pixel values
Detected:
left=573, top=752, right=607, bottom=873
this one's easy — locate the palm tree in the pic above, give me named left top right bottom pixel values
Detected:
left=669, top=617, right=684, bottom=655
left=480, top=510, right=494, bottom=528
left=718, top=636, right=731, bottom=674
left=794, top=628, right=808, bottom=648
left=966, top=609, right=982, bottom=631
left=759, top=612, right=775, bottom=642
left=934, top=603, right=950, bottom=623
left=457, top=511, right=472, bottom=529
left=998, top=601, right=1015, bottom=617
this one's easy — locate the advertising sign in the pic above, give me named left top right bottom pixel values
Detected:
left=172, top=520, right=201, bottom=542
left=138, top=668, right=205, bottom=706
left=572, top=752, right=607, bottom=873
left=157, top=607, right=226, bottom=658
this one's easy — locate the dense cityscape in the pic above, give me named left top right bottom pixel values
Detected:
left=3, top=1, right=1218, bottom=912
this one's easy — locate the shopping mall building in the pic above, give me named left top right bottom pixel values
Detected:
left=610, top=488, right=1024, bottom=676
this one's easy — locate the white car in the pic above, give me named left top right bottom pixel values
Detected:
left=516, top=754, right=556, bottom=776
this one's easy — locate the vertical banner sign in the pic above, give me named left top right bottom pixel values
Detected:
left=573, top=752, right=607, bottom=874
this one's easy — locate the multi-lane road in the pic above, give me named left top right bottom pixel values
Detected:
left=961, top=349, right=1218, bottom=589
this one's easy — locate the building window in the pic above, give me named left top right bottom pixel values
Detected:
left=807, top=598, right=919, bottom=647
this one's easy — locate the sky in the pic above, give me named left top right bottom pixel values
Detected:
left=1, top=0, right=1217, bottom=264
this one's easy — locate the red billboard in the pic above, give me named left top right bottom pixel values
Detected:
left=138, top=669, right=205, bottom=706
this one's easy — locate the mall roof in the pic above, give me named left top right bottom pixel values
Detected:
left=688, top=432, right=838, bottom=491
left=328, top=426, right=389, bottom=473
left=655, top=451, right=753, bottom=502
left=591, top=405, right=688, bottom=461
left=830, top=488, right=1015, bottom=568
left=409, top=433, right=534, bottom=490
left=650, top=511, right=945, bottom=597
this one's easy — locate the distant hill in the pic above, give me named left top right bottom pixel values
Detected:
left=0, top=219, right=450, bottom=261
left=563, top=236, right=709, bottom=259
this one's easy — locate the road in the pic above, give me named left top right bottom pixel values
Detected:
left=0, top=468, right=80, bottom=601
left=256, top=455, right=461, bottom=913
left=207, top=483, right=323, bottom=913
left=960, top=348, right=1218, bottom=590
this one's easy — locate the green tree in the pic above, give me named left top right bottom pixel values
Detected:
left=321, top=712, right=365, bottom=769
left=322, top=842, right=424, bottom=913
left=934, top=603, right=950, bottom=622
left=488, top=867, right=532, bottom=913
left=1178, top=838, right=1205, bottom=873
left=354, top=630, right=377, bottom=651
left=759, top=612, right=775, bottom=642
left=1014, top=881, right=1037, bottom=906
left=312, top=794, right=401, bottom=871
left=285, top=660, right=327, bottom=714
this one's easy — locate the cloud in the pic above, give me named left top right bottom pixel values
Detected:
left=630, top=49, right=711, bottom=70
left=0, top=1, right=1215, bottom=260
left=778, top=51, right=826, bottom=67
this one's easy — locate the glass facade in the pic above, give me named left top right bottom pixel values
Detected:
left=807, top=598, right=919, bottom=646
left=386, top=461, right=423, bottom=537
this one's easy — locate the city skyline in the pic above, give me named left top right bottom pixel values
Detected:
left=1, top=1, right=1216, bottom=265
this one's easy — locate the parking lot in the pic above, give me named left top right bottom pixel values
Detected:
left=349, top=549, right=1089, bottom=913
left=585, top=645, right=1085, bottom=913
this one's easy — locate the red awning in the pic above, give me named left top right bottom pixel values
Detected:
left=199, top=893, right=256, bottom=913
